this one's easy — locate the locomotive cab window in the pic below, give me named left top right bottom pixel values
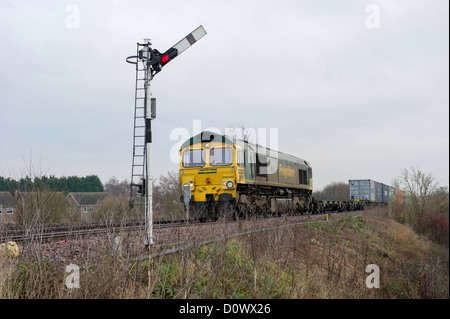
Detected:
left=210, top=147, right=233, bottom=166
left=299, top=169, right=307, bottom=185
left=182, top=149, right=206, bottom=167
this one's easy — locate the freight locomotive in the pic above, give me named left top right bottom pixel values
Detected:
left=179, top=131, right=363, bottom=220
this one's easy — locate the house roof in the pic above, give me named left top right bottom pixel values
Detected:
left=15, top=192, right=69, bottom=206
left=0, top=191, right=16, bottom=207
left=67, top=192, right=108, bottom=206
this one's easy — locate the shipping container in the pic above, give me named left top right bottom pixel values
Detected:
left=382, top=184, right=388, bottom=202
left=349, top=179, right=375, bottom=201
left=350, top=179, right=396, bottom=203
left=374, top=181, right=382, bottom=202
left=381, top=184, right=396, bottom=203
left=398, top=189, right=403, bottom=203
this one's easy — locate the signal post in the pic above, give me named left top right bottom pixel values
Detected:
left=126, top=26, right=207, bottom=247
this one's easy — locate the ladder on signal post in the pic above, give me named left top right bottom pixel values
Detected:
left=129, top=41, right=151, bottom=210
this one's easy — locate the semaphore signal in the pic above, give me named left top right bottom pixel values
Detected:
left=126, top=26, right=207, bottom=247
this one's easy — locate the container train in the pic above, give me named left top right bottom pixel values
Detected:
left=179, top=131, right=394, bottom=220
left=349, top=179, right=399, bottom=203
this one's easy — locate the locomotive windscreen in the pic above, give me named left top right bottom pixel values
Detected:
left=210, top=147, right=233, bottom=166
left=182, top=149, right=205, bottom=167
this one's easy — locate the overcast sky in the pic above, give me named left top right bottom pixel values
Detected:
left=0, top=0, right=448, bottom=191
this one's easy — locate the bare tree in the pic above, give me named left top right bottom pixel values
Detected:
left=313, top=182, right=349, bottom=201
left=92, top=195, right=137, bottom=223
left=104, top=177, right=129, bottom=196
left=153, top=171, right=184, bottom=218
left=399, top=166, right=439, bottom=219
left=428, top=186, right=449, bottom=218
left=15, top=191, right=69, bottom=225
left=226, top=125, right=256, bottom=143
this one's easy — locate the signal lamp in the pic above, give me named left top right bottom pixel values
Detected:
left=161, top=55, right=170, bottom=63
left=138, top=181, right=146, bottom=196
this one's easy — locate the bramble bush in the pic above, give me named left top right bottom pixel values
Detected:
left=416, top=210, right=449, bottom=246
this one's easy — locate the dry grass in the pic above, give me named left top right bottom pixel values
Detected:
left=0, top=207, right=448, bottom=299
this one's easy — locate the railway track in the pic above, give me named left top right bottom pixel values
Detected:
left=0, top=217, right=218, bottom=242
left=0, top=207, right=364, bottom=243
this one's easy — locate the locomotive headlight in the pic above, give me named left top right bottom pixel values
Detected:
left=222, top=181, right=227, bottom=186
left=183, top=183, right=189, bottom=187
left=226, top=181, right=234, bottom=189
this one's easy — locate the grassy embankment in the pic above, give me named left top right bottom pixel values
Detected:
left=1, top=207, right=448, bottom=298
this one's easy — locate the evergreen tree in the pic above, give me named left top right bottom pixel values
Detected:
left=0, top=175, right=104, bottom=193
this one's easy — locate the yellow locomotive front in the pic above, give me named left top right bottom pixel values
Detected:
left=179, top=132, right=240, bottom=219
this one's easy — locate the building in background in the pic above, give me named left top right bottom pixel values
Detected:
left=66, top=192, right=108, bottom=221
left=0, top=191, right=17, bottom=225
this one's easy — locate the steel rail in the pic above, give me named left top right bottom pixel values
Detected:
left=0, top=217, right=218, bottom=242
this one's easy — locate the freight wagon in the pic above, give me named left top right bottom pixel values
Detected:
left=349, top=179, right=396, bottom=204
